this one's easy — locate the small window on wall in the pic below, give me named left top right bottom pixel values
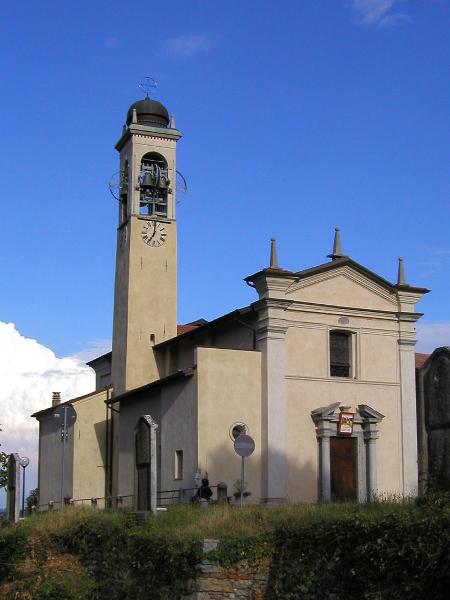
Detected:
left=175, top=450, right=183, bottom=480
left=229, top=422, right=248, bottom=441
left=330, top=331, right=352, bottom=377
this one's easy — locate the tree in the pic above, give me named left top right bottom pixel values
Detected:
left=26, top=488, right=39, bottom=512
left=0, top=426, right=8, bottom=489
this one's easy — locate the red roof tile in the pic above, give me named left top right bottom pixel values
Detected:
left=177, top=324, right=199, bottom=335
left=415, top=353, right=430, bottom=369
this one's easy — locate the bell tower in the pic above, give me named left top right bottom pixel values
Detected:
left=111, top=94, right=182, bottom=394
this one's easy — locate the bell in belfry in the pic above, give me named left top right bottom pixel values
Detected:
left=141, top=171, right=155, bottom=188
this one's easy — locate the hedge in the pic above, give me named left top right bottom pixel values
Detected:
left=0, top=527, right=28, bottom=581
left=266, top=504, right=450, bottom=600
left=55, top=513, right=201, bottom=599
left=1, top=500, right=450, bottom=599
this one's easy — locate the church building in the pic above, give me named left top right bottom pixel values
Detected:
left=32, top=94, right=429, bottom=507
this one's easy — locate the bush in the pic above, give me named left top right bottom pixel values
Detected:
left=266, top=505, right=450, bottom=600
left=55, top=512, right=200, bottom=599
left=55, top=512, right=131, bottom=598
left=3, top=502, right=450, bottom=599
left=208, top=533, right=273, bottom=567
left=32, top=572, right=94, bottom=600
left=127, top=530, right=201, bottom=597
left=0, top=528, right=28, bottom=581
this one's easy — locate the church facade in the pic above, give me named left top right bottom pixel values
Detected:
left=32, top=95, right=429, bottom=507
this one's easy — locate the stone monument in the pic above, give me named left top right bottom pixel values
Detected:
left=6, top=453, right=21, bottom=522
left=417, top=347, right=450, bottom=493
left=135, top=415, right=158, bottom=513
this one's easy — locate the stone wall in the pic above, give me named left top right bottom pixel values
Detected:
left=184, top=540, right=269, bottom=600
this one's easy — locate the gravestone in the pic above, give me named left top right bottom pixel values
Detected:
left=135, top=415, right=158, bottom=513
left=417, top=347, right=450, bottom=493
left=6, top=453, right=21, bottom=522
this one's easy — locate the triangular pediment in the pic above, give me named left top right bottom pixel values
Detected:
left=286, top=264, right=397, bottom=311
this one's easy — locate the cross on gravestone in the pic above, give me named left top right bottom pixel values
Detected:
left=6, top=453, right=21, bottom=522
left=135, top=415, right=158, bottom=513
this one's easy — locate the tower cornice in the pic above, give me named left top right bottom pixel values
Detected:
left=115, top=124, right=182, bottom=151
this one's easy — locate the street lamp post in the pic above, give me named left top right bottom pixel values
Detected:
left=20, top=456, right=30, bottom=517
left=54, top=403, right=76, bottom=508
left=60, top=405, right=68, bottom=507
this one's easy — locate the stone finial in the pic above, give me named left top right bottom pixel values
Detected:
left=397, top=257, right=406, bottom=286
left=132, top=108, right=137, bottom=124
left=327, top=227, right=347, bottom=260
left=170, top=114, right=176, bottom=128
left=52, top=392, right=61, bottom=407
left=270, top=237, right=279, bottom=268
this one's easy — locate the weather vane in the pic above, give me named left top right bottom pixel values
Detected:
left=139, top=76, right=158, bottom=98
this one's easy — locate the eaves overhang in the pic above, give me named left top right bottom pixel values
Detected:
left=154, top=306, right=255, bottom=350
left=244, top=267, right=296, bottom=283
left=86, top=351, right=112, bottom=368
left=31, top=385, right=113, bottom=419
left=105, top=369, right=194, bottom=405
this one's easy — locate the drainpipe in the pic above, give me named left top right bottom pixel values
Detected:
left=105, top=388, right=110, bottom=505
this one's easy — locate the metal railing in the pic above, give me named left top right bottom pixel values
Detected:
left=34, top=484, right=229, bottom=512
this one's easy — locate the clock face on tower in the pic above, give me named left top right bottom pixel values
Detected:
left=141, top=220, right=167, bottom=247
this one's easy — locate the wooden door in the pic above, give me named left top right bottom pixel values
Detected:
left=330, top=437, right=357, bottom=501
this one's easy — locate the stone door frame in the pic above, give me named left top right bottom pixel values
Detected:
left=311, top=403, right=384, bottom=503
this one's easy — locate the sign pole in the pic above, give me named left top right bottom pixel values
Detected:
left=240, top=456, right=244, bottom=508
left=233, top=433, right=255, bottom=508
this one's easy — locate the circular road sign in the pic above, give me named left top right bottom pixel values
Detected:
left=234, top=434, right=255, bottom=457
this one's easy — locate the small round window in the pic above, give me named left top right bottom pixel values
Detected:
left=229, top=422, right=248, bottom=441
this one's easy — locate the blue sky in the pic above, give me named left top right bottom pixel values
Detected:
left=0, top=0, right=449, bottom=505
left=1, top=0, right=448, bottom=358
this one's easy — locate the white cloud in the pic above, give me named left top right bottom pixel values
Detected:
left=416, top=320, right=450, bottom=354
left=71, top=338, right=111, bottom=363
left=0, top=322, right=95, bottom=504
left=350, top=0, right=410, bottom=28
left=163, top=34, right=214, bottom=57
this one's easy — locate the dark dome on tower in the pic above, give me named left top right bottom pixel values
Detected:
left=126, top=97, right=170, bottom=128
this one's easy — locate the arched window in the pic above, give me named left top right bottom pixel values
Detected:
left=138, top=152, right=169, bottom=217
left=329, top=331, right=352, bottom=377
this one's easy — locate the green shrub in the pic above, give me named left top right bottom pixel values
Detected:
left=0, top=527, right=28, bottom=581
left=55, top=512, right=200, bottom=599
left=127, top=530, right=201, bottom=598
left=208, top=533, right=273, bottom=567
left=32, top=572, right=94, bottom=600
left=55, top=512, right=131, bottom=598
left=267, top=506, right=450, bottom=600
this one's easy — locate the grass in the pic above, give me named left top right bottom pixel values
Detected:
left=16, top=497, right=423, bottom=541
left=1, top=497, right=448, bottom=599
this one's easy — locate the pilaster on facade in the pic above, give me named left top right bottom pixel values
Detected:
left=257, top=304, right=289, bottom=503
left=396, top=299, right=424, bottom=497
left=358, top=405, right=384, bottom=501
left=396, top=287, right=427, bottom=315
left=397, top=334, right=420, bottom=496
left=248, top=272, right=296, bottom=301
left=311, top=403, right=339, bottom=502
